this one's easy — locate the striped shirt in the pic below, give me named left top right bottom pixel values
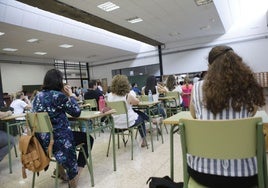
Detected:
left=189, top=80, right=257, bottom=177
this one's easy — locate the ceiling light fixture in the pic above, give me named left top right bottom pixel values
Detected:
left=126, top=17, right=143, bottom=24
left=59, top=44, right=73, bottom=48
left=2, top=48, right=18, bottom=52
left=34, top=52, right=47, bottom=55
left=0, top=32, right=5, bottom=36
left=97, top=2, right=120, bottom=12
left=27, top=38, right=39, bottom=43
left=194, top=0, right=213, bottom=6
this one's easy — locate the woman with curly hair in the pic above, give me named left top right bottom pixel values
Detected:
left=189, top=45, right=265, bottom=188
left=107, top=74, right=148, bottom=147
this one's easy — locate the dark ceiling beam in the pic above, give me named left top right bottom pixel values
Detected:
left=17, top=0, right=163, bottom=46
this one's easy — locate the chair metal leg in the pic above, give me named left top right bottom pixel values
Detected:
left=85, top=126, right=94, bottom=187
left=80, top=146, right=94, bottom=187
left=6, top=122, right=12, bottom=174
left=55, top=162, right=59, bottom=188
left=106, top=131, right=112, bottom=157
left=130, top=129, right=134, bottom=160
left=32, top=172, right=36, bottom=188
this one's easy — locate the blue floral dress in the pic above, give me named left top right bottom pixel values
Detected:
left=32, top=90, right=81, bottom=180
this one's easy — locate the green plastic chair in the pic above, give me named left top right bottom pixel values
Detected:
left=106, top=101, right=146, bottom=160
left=140, top=94, right=166, bottom=137
left=83, top=99, right=104, bottom=138
left=26, top=112, right=93, bottom=187
left=84, top=99, right=98, bottom=111
left=179, top=117, right=268, bottom=188
left=165, top=91, right=181, bottom=117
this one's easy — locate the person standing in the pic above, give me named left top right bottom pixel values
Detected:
left=181, top=76, right=192, bottom=110
left=32, top=69, right=94, bottom=188
left=189, top=45, right=265, bottom=188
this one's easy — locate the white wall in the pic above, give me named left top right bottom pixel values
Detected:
left=0, top=63, right=53, bottom=94
left=1, top=37, right=267, bottom=92
left=163, top=37, right=268, bottom=75
left=91, top=36, right=268, bottom=85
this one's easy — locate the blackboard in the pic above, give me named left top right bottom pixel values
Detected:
left=22, top=85, right=42, bottom=95
left=128, top=75, right=148, bottom=91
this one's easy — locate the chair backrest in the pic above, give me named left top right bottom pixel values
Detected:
left=106, top=100, right=127, bottom=116
left=106, top=101, right=129, bottom=126
left=166, top=91, right=180, bottom=106
left=84, top=99, right=98, bottom=110
left=179, top=117, right=267, bottom=187
left=26, top=112, right=53, bottom=134
left=140, top=95, right=149, bottom=102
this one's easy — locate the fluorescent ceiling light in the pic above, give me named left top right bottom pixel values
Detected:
left=126, top=17, right=143, bottom=24
left=34, top=52, right=47, bottom=55
left=195, top=0, right=213, bottom=6
left=0, top=32, right=5, bottom=36
left=97, top=2, right=120, bottom=12
left=27, top=38, right=39, bottom=43
left=59, top=44, right=73, bottom=48
left=2, top=48, right=18, bottom=52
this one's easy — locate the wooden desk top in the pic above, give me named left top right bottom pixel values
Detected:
left=163, top=111, right=192, bottom=125
left=0, top=113, right=26, bottom=121
left=135, top=101, right=160, bottom=107
left=158, top=96, right=175, bottom=100
left=68, top=109, right=116, bottom=121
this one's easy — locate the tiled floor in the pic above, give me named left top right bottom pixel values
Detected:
left=0, top=125, right=184, bottom=188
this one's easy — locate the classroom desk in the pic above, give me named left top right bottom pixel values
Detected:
left=68, top=109, right=116, bottom=187
left=133, top=101, right=161, bottom=152
left=163, top=111, right=192, bottom=180
left=163, top=110, right=268, bottom=180
left=1, top=113, right=26, bottom=173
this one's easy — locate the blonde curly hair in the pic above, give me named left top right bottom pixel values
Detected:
left=110, top=74, right=130, bottom=96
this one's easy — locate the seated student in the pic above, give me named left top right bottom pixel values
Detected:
left=131, top=82, right=141, bottom=96
left=165, top=75, right=184, bottom=107
left=32, top=69, right=94, bottom=188
left=189, top=45, right=265, bottom=188
left=142, top=75, right=167, bottom=119
left=10, top=91, right=31, bottom=117
left=84, top=80, right=103, bottom=110
left=0, top=110, right=14, bottom=162
left=107, top=74, right=148, bottom=147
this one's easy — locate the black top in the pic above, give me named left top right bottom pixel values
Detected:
left=84, top=89, right=103, bottom=109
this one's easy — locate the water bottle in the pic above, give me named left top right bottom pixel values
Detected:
left=148, top=90, right=153, bottom=102
left=98, top=96, right=105, bottom=112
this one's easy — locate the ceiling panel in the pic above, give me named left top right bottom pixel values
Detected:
left=0, top=0, right=235, bottom=64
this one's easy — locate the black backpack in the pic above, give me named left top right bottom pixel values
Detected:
left=146, top=176, right=184, bottom=188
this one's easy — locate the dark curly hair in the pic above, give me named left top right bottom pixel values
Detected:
left=203, top=45, right=265, bottom=115
left=110, top=74, right=130, bottom=96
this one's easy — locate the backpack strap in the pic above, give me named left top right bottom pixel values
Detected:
left=19, top=135, right=32, bottom=179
